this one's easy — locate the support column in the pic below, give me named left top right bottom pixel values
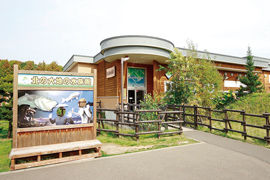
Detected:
left=153, top=60, right=161, bottom=95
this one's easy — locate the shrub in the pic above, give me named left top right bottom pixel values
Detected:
left=214, top=90, right=238, bottom=109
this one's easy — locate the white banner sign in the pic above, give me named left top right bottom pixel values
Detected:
left=18, top=74, right=94, bottom=88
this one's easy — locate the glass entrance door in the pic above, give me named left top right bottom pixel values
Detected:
left=127, top=68, right=146, bottom=108
left=128, top=90, right=145, bottom=105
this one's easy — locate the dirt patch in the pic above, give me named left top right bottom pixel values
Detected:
left=102, top=143, right=153, bottom=155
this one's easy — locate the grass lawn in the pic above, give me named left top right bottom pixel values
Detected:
left=0, top=120, right=197, bottom=172
left=97, top=126, right=198, bottom=156
left=0, top=120, right=12, bottom=172
left=182, top=93, right=270, bottom=149
left=197, top=125, right=270, bottom=149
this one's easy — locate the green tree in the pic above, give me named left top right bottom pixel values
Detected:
left=0, top=59, right=63, bottom=138
left=160, top=41, right=223, bottom=107
left=23, top=61, right=36, bottom=70
left=238, top=46, right=263, bottom=95
left=46, top=61, right=63, bottom=71
left=36, top=61, right=47, bottom=71
left=0, top=60, right=15, bottom=138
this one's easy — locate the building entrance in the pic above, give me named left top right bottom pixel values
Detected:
left=127, top=67, right=146, bottom=107
left=128, top=90, right=145, bottom=105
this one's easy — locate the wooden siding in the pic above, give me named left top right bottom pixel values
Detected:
left=97, top=61, right=106, bottom=96
left=97, top=60, right=119, bottom=97
left=16, top=126, right=94, bottom=148
left=106, top=60, right=118, bottom=96
left=96, top=60, right=270, bottom=96
left=153, top=60, right=167, bottom=94
left=215, top=62, right=262, bottom=72
left=262, top=71, right=270, bottom=92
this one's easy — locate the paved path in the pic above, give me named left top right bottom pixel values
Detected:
left=1, top=128, right=270, bottom=180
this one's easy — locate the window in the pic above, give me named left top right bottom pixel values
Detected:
left=164, top=81, right=172, bottom=92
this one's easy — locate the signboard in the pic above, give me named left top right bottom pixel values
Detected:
left=128, top=68, right=145, bottom=88
left=18, top=74, right=93, bottom=87
left=18, top=90, right=94, bottom=128
left=17, top=73, right=95, bottom=128
left=165, top=71, right=172, bottom=80
left=106, top=66, right=115, bottom=78
left=10, top=65, right=101, bottom=170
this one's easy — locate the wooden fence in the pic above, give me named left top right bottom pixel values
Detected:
left=170, top=104, right=270, bottom=145
left=97, top=104, right=270, bottom=144
left=97, top=106, right=183, bottom=141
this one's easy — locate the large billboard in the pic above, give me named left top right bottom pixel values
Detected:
left=16, top=73, right=95, bottom=128
left=18, top=90, right=94, bottom=128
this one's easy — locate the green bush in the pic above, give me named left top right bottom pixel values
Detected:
left=139, top=94, right=163, bottom=131
left=214, top=90, right=238, bottom=109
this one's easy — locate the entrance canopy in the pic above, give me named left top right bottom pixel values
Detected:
left=94, top=35, right=174, bottom=65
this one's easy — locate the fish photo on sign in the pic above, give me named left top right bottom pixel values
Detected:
left=61, top=92, right=80, bottom=103
left=17, top=90, right=94, bottom=128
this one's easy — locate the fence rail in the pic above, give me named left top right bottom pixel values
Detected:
left=97, top=106, right=183, bottom=141
left=97, top=104, right=270, bottom=144
left=171, top=104, right=270, bottom=144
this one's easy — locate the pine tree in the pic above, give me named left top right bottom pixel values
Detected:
left=238, top=46, right=263, bottom=94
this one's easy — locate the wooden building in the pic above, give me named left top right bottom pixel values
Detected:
left=63, top=35, right=270, bottom=108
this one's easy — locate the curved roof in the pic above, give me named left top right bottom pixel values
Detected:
left=95, top=35, right=174, bottom=63
left=63, top=35, right=270, bottom=71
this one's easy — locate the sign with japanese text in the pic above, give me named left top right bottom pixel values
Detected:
left=18, top=74, right=93, bottom=88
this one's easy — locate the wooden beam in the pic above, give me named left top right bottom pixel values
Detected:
left=13, top=65, right=18, bottom=148
left=14, top=152, right=100, bottom=170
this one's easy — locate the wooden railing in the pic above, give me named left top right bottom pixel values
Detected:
left=168, top=104, right=270, bottom=145
left=97, top=103, right=270, bottom=144
left=97, top=106, right=183, bottom=141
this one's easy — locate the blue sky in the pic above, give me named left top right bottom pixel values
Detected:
left=1, top=0, right=270, bottom=66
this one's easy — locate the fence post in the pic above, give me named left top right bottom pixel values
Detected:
left=116, top=110, right=119, bottom=138
left=97, top=109, right=101, bottom=135
left=179, top=110, right=183, bottom=134
left=265, top=112, right=270, bottom=145
left=194, top=105, right=198, bottom=129
left=165, top=105, right=168, bottom=131
left=182, top=104, right=186, bottom=126
left=224, top=109, right=228, bottom=134
left=209, top=107, right=212, bottom=132
left=158, top=112, right=160, bottom=139
left=242, top=109, right=247, bottom=140
left=136, top=112, right=139, bottom=142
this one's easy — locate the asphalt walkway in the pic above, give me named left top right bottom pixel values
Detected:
left=1, top=128, right=270, bottom=180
